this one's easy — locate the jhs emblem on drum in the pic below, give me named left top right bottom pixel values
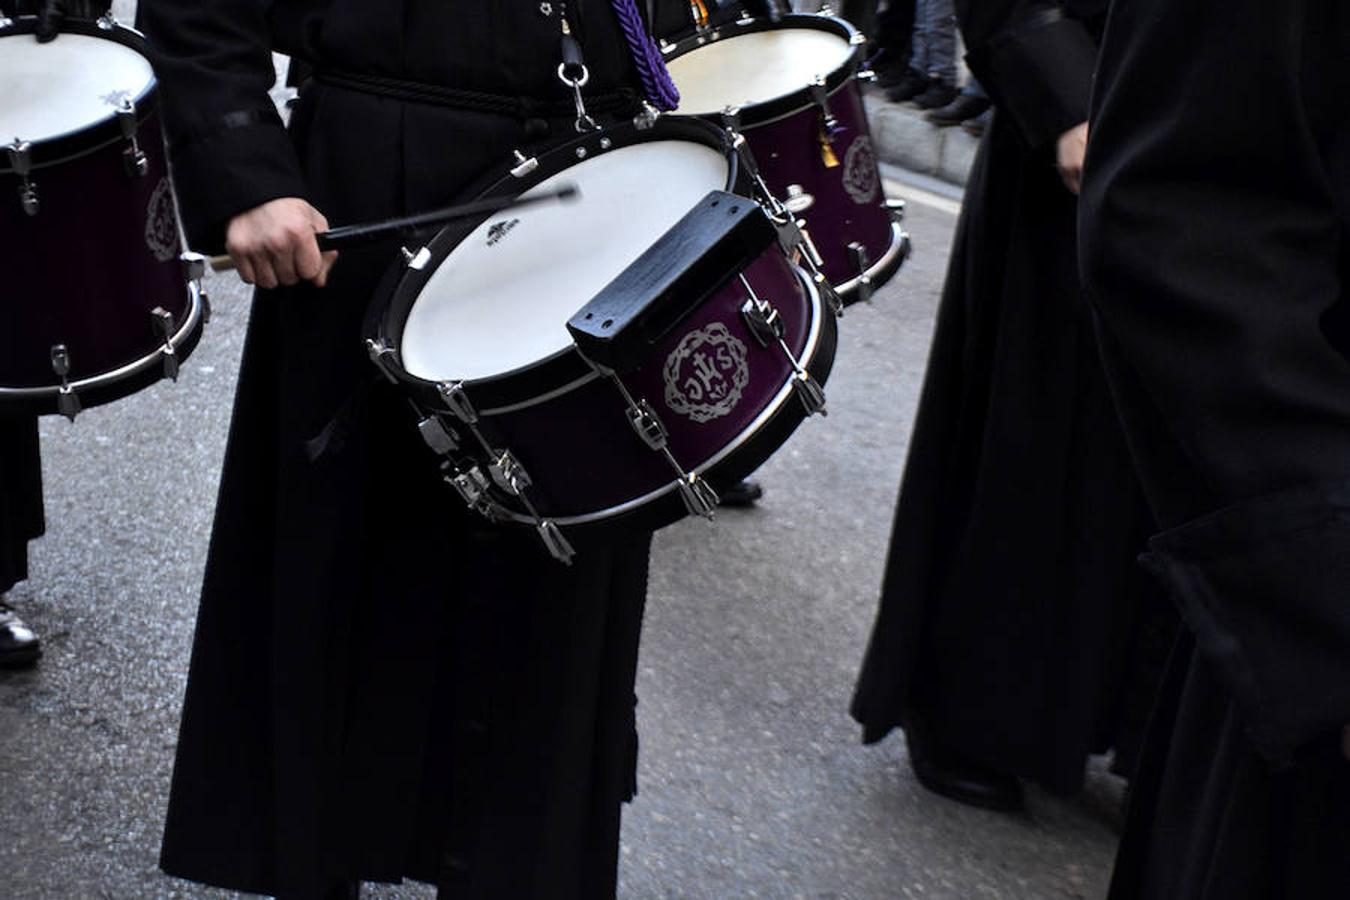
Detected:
left=842, top=136, right=881, bottom=206
left=663, top=323, right=750, bottom=423
left=143, top=177, right=180, bottom=263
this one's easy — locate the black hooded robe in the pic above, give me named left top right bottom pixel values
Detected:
left=137, top=3, right=656, bottom=897
left=0, top=417, right=43, bottom=596
left=850, top=0, right=1174, bottom=795
left=1081, top=0, right=1350, bottom=896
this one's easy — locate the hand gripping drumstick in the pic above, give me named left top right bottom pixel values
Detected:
left=207, top=184, right=580, bottom=272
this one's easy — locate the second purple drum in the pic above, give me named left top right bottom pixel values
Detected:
left=662, top=13, right=911, bottom=305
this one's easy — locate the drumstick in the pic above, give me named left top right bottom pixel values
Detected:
left=207, top=184, right=580, bottom=272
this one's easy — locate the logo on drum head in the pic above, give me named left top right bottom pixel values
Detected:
left=663, top=323, right=750, bottom=424
left=485, top=218, right=520, bottom=247
left=843, top=136, right=881, bottom=206
left=144, top=178, right=180, bottom=263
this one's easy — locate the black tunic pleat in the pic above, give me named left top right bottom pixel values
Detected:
left=850, top=110, right=1173, bottom=794
left=139, top=4, right=656, bottom=897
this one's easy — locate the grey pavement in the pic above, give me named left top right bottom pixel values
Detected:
left=0, top=180, right=1122, bottom=898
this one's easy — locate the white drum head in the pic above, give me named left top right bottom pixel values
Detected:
left=667, top=28, right=855, bottom=117
left=400, top=140, right=732, bottom=383
left=0, top=31, right=155, bottom=145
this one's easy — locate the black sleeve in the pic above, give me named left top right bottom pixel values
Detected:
left=1080, top=0, right=1350, bottom=763
left=137, top=0, right=308, bottom=251
left=954, top=1, right=1096, bottom=148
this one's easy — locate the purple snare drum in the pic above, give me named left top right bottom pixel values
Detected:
left=662, top=13, right=911, bottom=304
left=0, top=16, right=207, bottom=419
left=367, top=117, right=836, bottom=562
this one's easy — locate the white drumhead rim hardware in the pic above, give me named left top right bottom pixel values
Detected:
left=0, top=31, right=155, bottom=145
left=666, top=28, right=855, bottom=117
left=400, top=140, right=732, bottom=383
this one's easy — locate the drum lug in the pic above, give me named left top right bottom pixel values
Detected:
left=627, top=399, right=670, bottom=452
left=489, top=449, right=533, bottom=496
left=884, top=198, right=907, bottom=222
left=116, top=100, right=150, bottom=179
left=96, top=12, right=116, bottom=30
left=739, top=276, right=830, bottom=413
left=848, top=241, right=874, bottom=303
left=150, top=307, right=180, bottom=380
left=7, top=140, right=39, bottom=217
left=784, top=184, right=815, bottom=214
left=796, top=220, right=826, bottom=268
left=814, top=269, right=846, bottom=318
left=181, top=252, right=212, bottom=324
left=857, top=68, right=878, bottom=84
left=633, top=102, right=661, bottom=131
left=510, top=150, right=539, bottom=179
left=810, top=77, right=843, bottom=168
left=417, top=415, right=460, bottom=456
left=677, top=473, right=719, bottom=520
left=50, top=345, right=82, bottom=421
left=436, top=381, right=479, bottom=425
left=365, top=338, right=400, bottom=384
left=719, top=106, right=743, bottom=135
left=741, top=295, right=785, bottom=349
left=792, top=370, right=828, bottom=417
left=536, top=520, right=576, bottom=566
left=446, top=465, right=495, bottom=516
left=401, top=245, right=432, bottom=270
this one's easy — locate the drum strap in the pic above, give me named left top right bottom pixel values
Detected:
left=313, top=68, right=640, bottom=121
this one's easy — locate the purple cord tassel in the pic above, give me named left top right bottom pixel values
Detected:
left=611, top=0, right=681, bottom=111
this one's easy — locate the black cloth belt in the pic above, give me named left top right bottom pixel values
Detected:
left=313, top=68, right=641, bottom=120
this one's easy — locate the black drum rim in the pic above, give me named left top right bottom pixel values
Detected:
left=0, top=16, right=159, bottom=173
left=660, top=13, right=865, bottom=129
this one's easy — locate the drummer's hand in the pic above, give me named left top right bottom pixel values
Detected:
left=1056, top=121, right=1089, bottom=195
left=225, top=198, right=338, bottom=290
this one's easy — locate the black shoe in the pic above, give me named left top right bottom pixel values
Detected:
left=924, top=92, right=992, bottom=127
left=905, top=722, right=1024, bottom=812
left=718, top=479, right=764, bottom=508
left=885, top=69, right=929, bottom=104
left=0, top=600, right=41, bottom=668
left=960, top=108, right=992, bottom=138
left=867, top=48, right=913, bottom=90
left=912, top=81, right=959, bottom=110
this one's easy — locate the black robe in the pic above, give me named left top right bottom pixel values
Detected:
left=138, top=4, right=654, bottom=898
left=0, top=417, right=44, bottom=595
left=850, top=0, right=1175, bottom=795
left=1080, top=0, right=1350, bottom=895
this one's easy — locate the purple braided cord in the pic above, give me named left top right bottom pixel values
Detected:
left=610, top=0, right=681, bottom=111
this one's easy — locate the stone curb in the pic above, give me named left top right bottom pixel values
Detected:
left=865, top=92, right=978, bottom=188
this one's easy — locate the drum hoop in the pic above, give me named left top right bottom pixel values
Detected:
left=0, top=278, right=204, bottom=403
left=490, top=264, right=832, bottom=528
left=376, top=116, right=751, bottom=413
left=662, top=13, right=863, bottom=128
left=0, top=17, right=159, bottom=173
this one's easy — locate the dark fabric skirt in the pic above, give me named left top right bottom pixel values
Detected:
left=159, top=85, right=652, bottom=900
left=0, top=416, right=44, bottom=594
left=1109, top=634, right=1350, bottom=899
left=850, top=112, right=1174, bottom=793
